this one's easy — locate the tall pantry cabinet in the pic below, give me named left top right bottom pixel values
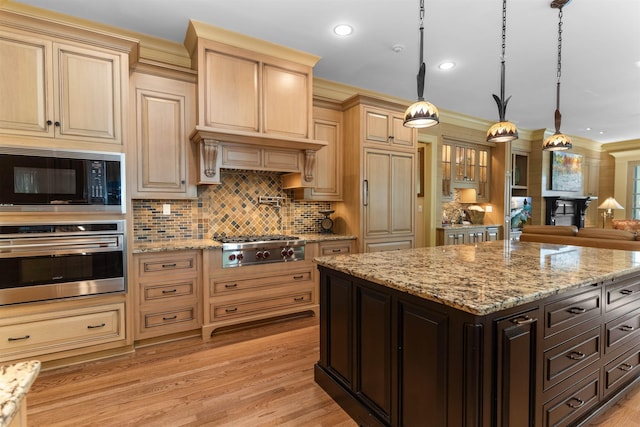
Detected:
left=334, top=95, right=416, bottom=253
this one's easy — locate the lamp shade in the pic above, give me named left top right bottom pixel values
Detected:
left=403, top=100, right=440, bottom=128
left=487, top=121, right=518, bottom=143
left=598, top=197, right=624, bottom=210
left=543, top=132, right=572, bottom=151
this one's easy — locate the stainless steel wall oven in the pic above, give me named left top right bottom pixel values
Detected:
left=0, top=220, right=126, bottom=305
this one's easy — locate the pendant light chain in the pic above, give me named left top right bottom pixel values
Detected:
left=501, top=0, right=507, bottom=60
left=555, top=8, right=563, bottom=111
left=418, top=0, right=425, bottom=84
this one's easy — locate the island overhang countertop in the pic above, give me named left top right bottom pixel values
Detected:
left=314, top=240, right=640, bottom=316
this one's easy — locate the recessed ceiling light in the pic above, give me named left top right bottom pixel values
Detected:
left=635, top=60, right=640, bottom=68
left=438, top=61, right=456, bottom=71
left=333, top=24, right=353, bottom=36
left=586, top=127, right=592, bottom=131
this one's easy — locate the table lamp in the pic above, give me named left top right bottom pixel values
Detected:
left=598, top=197, right=624, bottom=228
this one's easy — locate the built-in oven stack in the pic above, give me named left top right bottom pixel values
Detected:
left=0, top=221, right=126, bottom=305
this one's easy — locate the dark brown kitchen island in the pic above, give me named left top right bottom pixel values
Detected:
left=313, top=241, right=640, bottom=427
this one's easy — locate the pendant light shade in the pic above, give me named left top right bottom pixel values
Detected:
left=486, top=0, right=518, bottom=143
left=403, top=0, right=439, bottom=129
left=543, top=1, right=572, bottom=151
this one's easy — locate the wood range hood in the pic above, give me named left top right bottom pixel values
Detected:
left=185, top=20, right=327, bottom=186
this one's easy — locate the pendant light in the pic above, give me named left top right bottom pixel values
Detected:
left=403, top=0, right=439, bottom=129
left=543, top=0, right=572, bottom=151
left=486, top=0, right=518, bottom=143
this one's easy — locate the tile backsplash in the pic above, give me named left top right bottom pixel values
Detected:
left=132, top=170, right=331, bottom=242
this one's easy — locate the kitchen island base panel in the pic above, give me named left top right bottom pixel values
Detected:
left=315, top=263, right=640, bottom=427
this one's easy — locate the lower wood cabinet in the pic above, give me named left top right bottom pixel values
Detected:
left=133, top=250, right=202, bottom=340
left=202, top=246, right=318, bottom=338
left=0, top=299, right=126, bottom=364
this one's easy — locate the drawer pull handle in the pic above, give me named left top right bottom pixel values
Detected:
left=567, top=398, right=585, bottom=409
left=225, top=283, right=238, bottom=289
left=332, top=249, right=342, bottom=253
left=620, top=289, right=637, bottom=296
left=620, top=325, right=635, bottom=332
left=87, top=323, right=106, bottom=329
left=294, top=296, right=305, bottom=302
left=293, top=275, right=304, bottom=280
left=162, top=289, right=178, bottom=294
left=511, top=316, right=535, bottom=325
left=568, top=351, right=586, bottom=360
left=8, top=335, right=30, bottom=342
left=568, top=307, right=586, bottom=315
left=225, top=307, right=238, bottom=313
left=162, top=263, right=177, bottom=268
left=619, top=363, right=634, bottom=372
left=162, top=315, right=177, bottom=321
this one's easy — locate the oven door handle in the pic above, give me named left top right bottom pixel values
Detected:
left=0, top=237, right=122, bottom=253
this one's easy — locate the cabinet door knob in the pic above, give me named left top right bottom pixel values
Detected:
left=46, top=120, right=53, bottom=126
left=54, top=121, right=61, bottom=127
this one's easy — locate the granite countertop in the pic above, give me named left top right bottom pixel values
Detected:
left=132, top=233, right=356, bottom=253
left=1, top=361, right=40, bottom=427
left=314, top=240, right=640, bottom=316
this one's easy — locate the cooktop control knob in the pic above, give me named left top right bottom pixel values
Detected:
left=281, top=249, right=288, bottom=258
left=228, top=254, right=236, bottom=261
left=263, top=250, right=271, bottom=259
left=236, top=253, right=244, bottom=261
left=287, top=248, right=294, bottom=257
left=256, top=251, right=264, bottom=259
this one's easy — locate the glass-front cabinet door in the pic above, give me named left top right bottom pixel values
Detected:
left=441, top=143, right=452, bottom=200
left=477, top=148, right=490, bottom=202
left=454, top=146, right=476, bottom=183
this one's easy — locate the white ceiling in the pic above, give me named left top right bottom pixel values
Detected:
left=13, top=0, right=640, bottom=144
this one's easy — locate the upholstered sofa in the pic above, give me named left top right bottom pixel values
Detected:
left=520, top=224, right=640, bottom=251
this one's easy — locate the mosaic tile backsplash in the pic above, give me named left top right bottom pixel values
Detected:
left=133, top=170, right=331, bottom=242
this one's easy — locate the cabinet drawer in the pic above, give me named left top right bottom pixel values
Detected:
left=212, top=289, right=314, bottom=320
left=605, top=274, right=640, bottom=313
left=319, top=242, right=354, bottom=256
left=143, top=279, right=196, bottom=302
left=137, top=252, right=198, bottom=276
left=543, top=327, right=600, bottom=391
left=221, top=145, right=261, bottom=167
left=212, top=268, right=313, bottom=294
left=144, top=307, right=197, bottom=328
left=263, top=149, right=300, bottom=170
left=544, top=288, right=601, bottom=338
left=0, top=303, right=125, bottom=361
left=605, top=307, right=640, bottom=355
left=542, top=369, right=600, bottom=427
left=603, top=346, right=640, bottom=397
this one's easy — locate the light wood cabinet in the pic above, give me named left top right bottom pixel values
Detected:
left=290, top=101, right=344, bottom=200
left=441, top=139, right=492, bottom=202
left=133, top=251, right=202, bottom=340
left=0, top=27, right=127, bottom=146
left=0, top=301, right=126, bottom=363
left=363, top=105, right=415, bottom=148
left=198, top=41, right=312, bottom=139
left=202, top=247, right=318, bottom=338
left=512, top=150, right=529, bottom=197
left=317, top=239, right=356, bottom=257
left=130, top=71, right=197, bottom=198
left=335, top=95, right=416, bottom=253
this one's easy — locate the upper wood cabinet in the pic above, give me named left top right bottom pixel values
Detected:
left=441, top=138, right=492, bottom=202
left=200, top=46, right=311, bottom=139
left=0, top=27, right=131, bottom=146
left=129, top=70, right=197, bottom=199
left=290, top=101, right=344, bottom=201
left=363, top=105, right=415, bottom=149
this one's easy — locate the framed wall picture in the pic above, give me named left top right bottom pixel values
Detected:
left=550, top=152, right=583, bottom=192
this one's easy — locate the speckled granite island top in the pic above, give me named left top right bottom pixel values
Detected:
left=0, top=360, right=40, bottom=427
left=314, top=240, right=640, bottom=316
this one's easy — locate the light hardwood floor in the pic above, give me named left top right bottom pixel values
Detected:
left=26, top=315, right=640, bottom=426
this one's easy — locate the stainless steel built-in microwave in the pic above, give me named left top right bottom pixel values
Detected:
left=0, top=147, right=124, bottom=212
